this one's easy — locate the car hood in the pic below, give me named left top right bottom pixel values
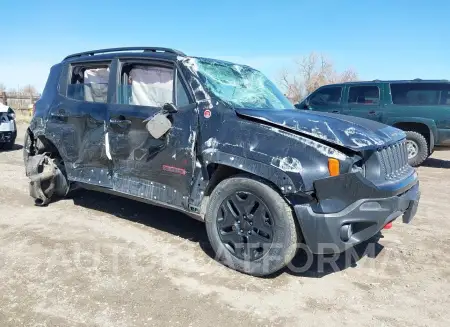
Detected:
left=0, top=103, right=10, bottom=113
left=235, top=108, right=405, bottom=151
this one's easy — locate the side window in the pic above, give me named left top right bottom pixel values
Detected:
left=440, top=89, right=450, bottom=105
left=348, top=86, right=380, bottom=105
left=309, top=86, right=342, bottom=106
left=176, top=72, right=191, bottom=107
left=67, top=63, right=110, bottom=103
left=118, top=64, right=174, bottom=107
left=391, top=83, right=449, bottom=106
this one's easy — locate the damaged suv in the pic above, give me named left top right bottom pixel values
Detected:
left=24, top=47, right=420, bottom=276
left=0, top=103, right=17, bottom=150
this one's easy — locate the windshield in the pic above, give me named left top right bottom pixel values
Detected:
left=192, top=58, right=294, bottom=110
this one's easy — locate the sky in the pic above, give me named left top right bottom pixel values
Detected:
left=0, top=0, right=449, bottom=92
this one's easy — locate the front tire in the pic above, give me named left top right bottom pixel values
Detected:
left=405, top=131, right=428, bottom=167
left=205, top=175, right=299, bottom=276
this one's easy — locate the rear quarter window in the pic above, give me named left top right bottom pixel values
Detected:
left=390, top=83, right=450, bottom=106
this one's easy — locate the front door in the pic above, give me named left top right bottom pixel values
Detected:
left=107, top=58, right=197, bottom=207
left=308, top=85, right=343, bottom=114
left=342, top=84, right=383, bottom=122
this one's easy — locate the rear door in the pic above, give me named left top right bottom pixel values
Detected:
left=342, top=84, right=383, bottom=122
left=46, top=60, right=113, bottom=187
left=107, top=58, right=197, bottom=206
left=307, top=85, right=343, bottom=114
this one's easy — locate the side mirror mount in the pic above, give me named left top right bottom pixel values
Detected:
left=145, top=112, right=173, bottom=139
left=162, top=103, right=178, bottom=114
left=303, top=98, right=311, bottom=110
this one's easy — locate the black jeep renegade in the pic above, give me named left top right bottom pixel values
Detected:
left=24, top=47, right=420, bottom=276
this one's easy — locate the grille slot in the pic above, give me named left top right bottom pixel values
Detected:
left=377, top=141, right=410, bottom=180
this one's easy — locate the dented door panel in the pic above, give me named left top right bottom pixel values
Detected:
left=107, top=60, right=198, bottom=202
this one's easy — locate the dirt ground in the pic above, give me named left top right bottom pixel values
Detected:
left=1, top=124, right=449, bottom=327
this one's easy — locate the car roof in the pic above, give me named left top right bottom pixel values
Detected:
left=62, top=48, right=258, bottom=72
left=62, top=47, right=186, bottom=63
left=324, top=79, right=450, bottom=87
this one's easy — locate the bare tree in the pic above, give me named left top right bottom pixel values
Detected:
left=20, top=85, right=38, bottom=96
left=279, top=52, right=358, bottom=103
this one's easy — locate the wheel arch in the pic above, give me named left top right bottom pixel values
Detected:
left=392, top=120, right=435, bottom=153
left=25, top=127, right=64, bottom=159
left=201, top=151, right=303, bottom=197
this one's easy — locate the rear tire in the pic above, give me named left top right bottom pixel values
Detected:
left=205, top=175, right=299, bottom=276
left=405, top=131, right=428, bottom=167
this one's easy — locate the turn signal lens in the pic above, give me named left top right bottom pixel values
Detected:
left=328, top=158, right=340, bottom=176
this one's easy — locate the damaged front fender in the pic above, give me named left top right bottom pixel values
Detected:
left=202, top=150, right=300, bottom=194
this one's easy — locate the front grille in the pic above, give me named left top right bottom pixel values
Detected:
left=377, top=140, right=410, bottom=180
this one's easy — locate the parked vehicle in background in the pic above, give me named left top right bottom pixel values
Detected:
left=295, top=80, right=450, bottom=166
left=0, top=103, right=17, bottom=150
left=23, top=47, right=420, bottom=276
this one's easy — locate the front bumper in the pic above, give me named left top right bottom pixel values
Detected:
left=294, top=177, right=420, bottom=254
left=0, top=131, right=15, bottom=143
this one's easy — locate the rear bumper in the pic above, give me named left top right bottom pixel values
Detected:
left=294, top=177, right=420, bottom=254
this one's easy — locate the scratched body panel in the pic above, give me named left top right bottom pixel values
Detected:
left=27, top=51, right=413, bottom=219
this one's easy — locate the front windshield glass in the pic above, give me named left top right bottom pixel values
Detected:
left=192, top=58, right=294, bottom=110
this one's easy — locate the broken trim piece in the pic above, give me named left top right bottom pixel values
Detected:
left=105, top=132, right=112, bottom=160
left=26, top=154, right=69, bottom=206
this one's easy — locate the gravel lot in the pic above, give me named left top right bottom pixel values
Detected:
left=1, top=124, right=449, bottom=327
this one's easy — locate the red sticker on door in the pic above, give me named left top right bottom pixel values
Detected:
left=203, top=109, right=212, bottom=118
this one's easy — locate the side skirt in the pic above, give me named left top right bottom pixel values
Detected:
left=76, top=182, right=204, bottom=222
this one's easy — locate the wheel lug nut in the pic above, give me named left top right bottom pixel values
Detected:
left=240, top=230, right=244, bottom=233
left=237, top=220, right=241, bottom=223
left=247, top=231, right=252, bottom=235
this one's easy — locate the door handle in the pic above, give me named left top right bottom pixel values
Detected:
left=110, top=118, right=131, bottom=128
left=368, top=111, right=376, bottom=115
left=50, top=110, right=67, bottom=118
left=331, top=110, right=340, bottom=113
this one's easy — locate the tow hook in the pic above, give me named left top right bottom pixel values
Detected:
left=26, top=154, right=69, bottom=206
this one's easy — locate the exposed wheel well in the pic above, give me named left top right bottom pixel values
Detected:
left=393, top=122, right=431, bottom=152
left=27, top=129, right=62, bottom=160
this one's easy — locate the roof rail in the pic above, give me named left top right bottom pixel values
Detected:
left=63, top=47, right=186, bottom=60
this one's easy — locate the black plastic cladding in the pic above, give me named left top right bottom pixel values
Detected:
left=28, top=52, right=411, bottom=219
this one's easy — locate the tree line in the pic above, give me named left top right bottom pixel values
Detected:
left=279, top=52, right=358, bottom=103
left=0, top=83, right=39, bottom=96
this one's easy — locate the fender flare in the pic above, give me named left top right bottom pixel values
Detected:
left=386, top=117, right=437, bottom=151
left=202, top=150, right=304, bottom=194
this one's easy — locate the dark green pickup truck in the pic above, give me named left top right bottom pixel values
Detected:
left=296, top=80, right=450, bottom=166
